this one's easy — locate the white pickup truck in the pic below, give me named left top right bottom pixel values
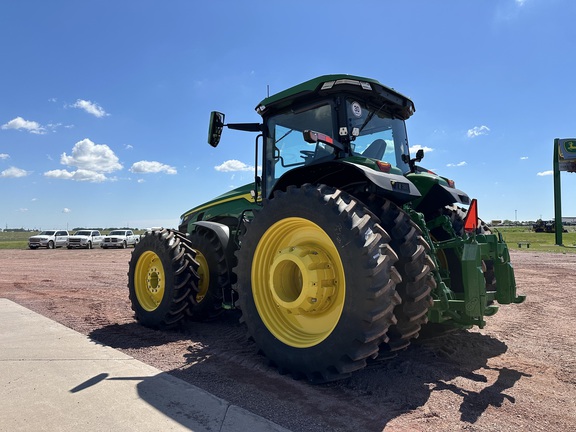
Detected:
left=101, top=230, right=140, bottom=249
left=28, top=230, right=70, bottom=249
left=67, top=230, right=104, bottom=249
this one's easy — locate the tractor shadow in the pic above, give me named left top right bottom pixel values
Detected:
left=88, top=319, right=530, bottom=432
left=329, top=328, right=532, bottom=431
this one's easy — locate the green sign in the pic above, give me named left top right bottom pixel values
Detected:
left=558, top=138, right=576, bottom=160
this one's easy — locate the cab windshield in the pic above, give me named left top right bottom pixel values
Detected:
left=264, top=98, right=412, bottom=194
left=346, top=99, right=411, bottom=173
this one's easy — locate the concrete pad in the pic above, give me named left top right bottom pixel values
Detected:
left=0, top=298, right=290, bottom=432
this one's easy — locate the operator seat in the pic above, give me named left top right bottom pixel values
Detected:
left=362, top=139, right=387, bottom=160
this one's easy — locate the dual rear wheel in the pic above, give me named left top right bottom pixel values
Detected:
left=127, top=185, right=435, bottom=382
left=235, top=184, right=432, bottom=382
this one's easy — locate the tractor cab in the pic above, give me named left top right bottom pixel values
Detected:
left=209, top=75, right=422, bottom=200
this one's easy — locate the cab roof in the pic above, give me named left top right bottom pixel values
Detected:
left=255, top=74, right=416, bottom=120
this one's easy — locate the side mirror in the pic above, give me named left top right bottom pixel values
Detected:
left=403, top=148, right=425, bottom=173
left=415, top=149, right=424, bottom=161
left=208, top=111, right=225, bottom=147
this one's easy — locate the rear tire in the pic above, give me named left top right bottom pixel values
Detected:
left=366, top=196, right=435, bottom=352
left=186, top=229, right=228, bottom=321
left=235, top=184, right=400, bottom=383
left=128, top=229, right=199, bottom=329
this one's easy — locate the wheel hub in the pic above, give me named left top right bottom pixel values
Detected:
left=146, top=266, right=162, bottom=294
left=134, top=251, right=165, bottom=312
left=269, top=246, right=337, bottom=315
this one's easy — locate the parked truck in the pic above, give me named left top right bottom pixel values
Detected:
left=67, top=230, right=104, bottom=249
left=101, top=230, right=140, bottom=249
left=127, top=74, right=525, bottom=383
left=28, top=230, right=69, bottom=249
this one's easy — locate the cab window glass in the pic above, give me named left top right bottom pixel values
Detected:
left=347, top=99, right=410, bottom=173
left=266, top=103, right=334, bottom=187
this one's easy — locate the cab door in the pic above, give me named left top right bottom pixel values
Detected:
left=55, top=231, right=68, bottom=247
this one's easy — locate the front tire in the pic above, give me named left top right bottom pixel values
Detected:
left=235, top=184, right=400, bottom=383
left=128, top=229, right=199, bottom=329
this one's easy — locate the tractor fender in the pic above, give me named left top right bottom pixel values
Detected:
left=413, top=183, right=470, bottom=215
left=439, top=184, right=470, bottom=205
left=347, top=162, right=421, bottom=199
left=191, top=221, right=230, bottom=250
left=272, top=160, right=421, bottom=203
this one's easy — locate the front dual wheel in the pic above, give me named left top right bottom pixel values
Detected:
left=235, top=184, right=401, bottom=383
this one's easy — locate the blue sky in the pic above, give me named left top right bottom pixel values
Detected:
left=1, top=0, right=575, bottom=230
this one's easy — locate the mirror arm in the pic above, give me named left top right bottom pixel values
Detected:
left=227, top=123, right=263, bottom=132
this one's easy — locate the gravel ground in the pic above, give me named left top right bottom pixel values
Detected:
left=0, top=248, right=575, bottom=431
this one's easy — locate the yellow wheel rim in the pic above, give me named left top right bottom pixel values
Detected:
left=134, top=251, right=165, bottom=312
left=252, top=217, right=345, bottom=348
left=195, top=250, right=209, bottom=303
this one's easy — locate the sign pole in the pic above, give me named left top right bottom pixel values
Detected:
left=553, top=139, right=563, bottom=245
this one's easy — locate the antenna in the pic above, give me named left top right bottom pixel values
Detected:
left=267, top=84, right=270, bottom=98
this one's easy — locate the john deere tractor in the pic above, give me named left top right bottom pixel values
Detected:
left=128, top=74, right=525, bottom=383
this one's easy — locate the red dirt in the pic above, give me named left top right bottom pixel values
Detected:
left=0, top=248, right=574, bottom=431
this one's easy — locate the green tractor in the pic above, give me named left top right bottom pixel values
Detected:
left=127, top=74, right=525, bottom=383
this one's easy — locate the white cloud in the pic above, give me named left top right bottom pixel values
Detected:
left=60, top=138, right=122, bottom=173
left=467, top=125, right=490, bottom=138
left=215, top=159, right=254, bottom=172
left=520, top=156, right=529, bottom=160
left=0, top=153, right=9, bottom=160
left=44, top=168, right=107, bottom=183
left=1, top=116, right=46, bottom=134
left=1, top=166, right=29, bottom=178
left=410, top=145, right=434, bottom=154
left=47, top=140, right=117, bottom=182
left=72, top=169, right=109, bottom=182
left=18, top=208, right=28, bottom=213
left=62, top=208, right=71, bottom=213
left=124, top=144, right=133, bottom=150
left=130, top=161, right=177, bottom=175
left=447, top=161, right=467, bottom=167
left=71, top=99, right=108, bottom=118
left=537, top=170, right=553, bottom=176
left=516, top=0, right=527, bottom=6
left=44, top=169, right=74, bottom=180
